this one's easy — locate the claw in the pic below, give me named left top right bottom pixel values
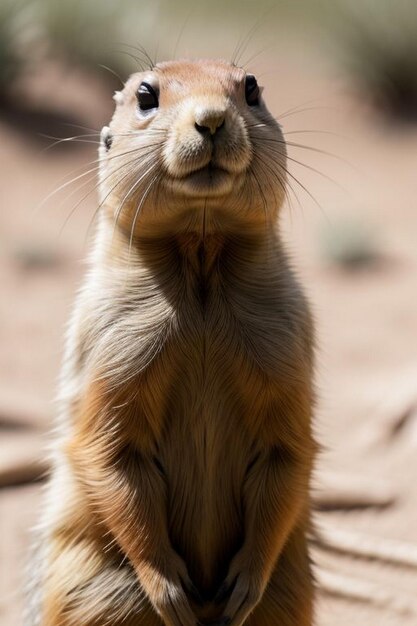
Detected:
left=180, top=576, right=205, bottom=606
left=189, top=582, right=205, bottom=606
left=213, top=579, right=235, bottom=605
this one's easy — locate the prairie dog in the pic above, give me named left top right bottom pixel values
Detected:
left=31, top=59, right=316, bottom=626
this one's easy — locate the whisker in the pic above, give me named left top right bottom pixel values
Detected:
left=57, top=154, right=153, bottom=239
left=248, top=162, right=269, bottom=223
left=247, top=124, right=341, bottom=139
left=248, top=130, right=304, bottom=211
left=34, top=165, right=103, bottom=216
left=134, top=43, right=156, bottom=69
left=35, top=143, right=163, bottom=215
left=251, top=134, right=352, bottom=169
left=172, top=8, right=194, bottom=60
left=239, top=41, right=275, bottom=70
left=254, top=156, right=280, bottom=207
left=274, top=95, right=333, bottom=119
left=284, top=152, right=345, bottom=193
left=276, top=106, right=334, bottom=122
left=284, top=129, right=342, bottom=138
left=230, top=28, right=246, bottom=67
left=113, top=49, right=147, bottom=72
left=233, top=28, right=254, bottom=67
left=119, top=43, right=155, bottom=70
left=232, top=7, right=273, bottom=67
left=253, top=152, right=293, bottom=213
left=256, top=141, right=326, bottom=215
left=98, top=64, right=125, bottom=87
left=39, top=132, right=126, bottom=156
left=39, top=135, right=101, bottom=152
left=40, top=130, right=165, bottom=155
left=112, top=160, right=160, bottom=244
left=127, top=172, right=161, bottom=267
left=84, top=158, right=158, bottom=245
left=279, top=162, right=327, bottom=217
left=252, top=137, right=346, bottom=192
left=60, top=122, right=100, bottom=133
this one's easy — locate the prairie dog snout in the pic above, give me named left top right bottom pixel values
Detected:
left=163, top=94, right=251, bottom=181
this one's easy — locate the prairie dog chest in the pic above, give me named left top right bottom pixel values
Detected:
left=90, top=237, right=305, bottom=455
left=132, top=299, right=258, bottom=466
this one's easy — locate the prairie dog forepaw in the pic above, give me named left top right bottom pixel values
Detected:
left=223, top=573, right=263, bottom=626
left=150, top=580, right=197, bottom=626
left=183, top=579, right=205, bottom=606
left=139, top=557, right=198, bottom=626
left=215, top=550, right=266, bottom=626
left=213, top=579, right=236, bottom=605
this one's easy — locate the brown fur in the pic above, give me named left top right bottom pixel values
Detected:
left=31, top=59, right=316, bottom=626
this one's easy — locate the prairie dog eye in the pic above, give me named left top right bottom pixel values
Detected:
left=245, top=74, right=259, bottom=106
left=137, top=81, right=159, bottom=111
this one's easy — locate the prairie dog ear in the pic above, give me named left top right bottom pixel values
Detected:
left=100, top=125, right=113, bottom=151
left=113, top=90, right=124, bottom=105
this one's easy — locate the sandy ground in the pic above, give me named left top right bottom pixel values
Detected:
left=0, top=43, right=417, bottom=625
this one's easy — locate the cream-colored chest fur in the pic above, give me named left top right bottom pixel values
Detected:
left=64, top=233, right=313, bottom=596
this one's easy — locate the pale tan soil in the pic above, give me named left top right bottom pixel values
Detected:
left=1, top=43, right=416, bottom=625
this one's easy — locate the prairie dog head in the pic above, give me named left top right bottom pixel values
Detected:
left=99, top=59, right=287, bottom=238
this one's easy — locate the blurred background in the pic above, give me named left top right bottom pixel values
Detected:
left=1, top=0, right=417, bottom=624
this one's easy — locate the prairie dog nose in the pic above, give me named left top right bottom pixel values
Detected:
left=194, top=106, right=226, bottom=135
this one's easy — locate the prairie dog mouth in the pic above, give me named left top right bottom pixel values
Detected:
left=169, top=162, right=236, bottom=197
left=185, top=162, right=228, bottom=181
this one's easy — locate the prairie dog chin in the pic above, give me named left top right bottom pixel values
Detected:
left=31, top=59, right=315, bottom=626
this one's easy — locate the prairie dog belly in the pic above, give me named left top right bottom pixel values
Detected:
left=160, top=381, right=249, bottom=594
